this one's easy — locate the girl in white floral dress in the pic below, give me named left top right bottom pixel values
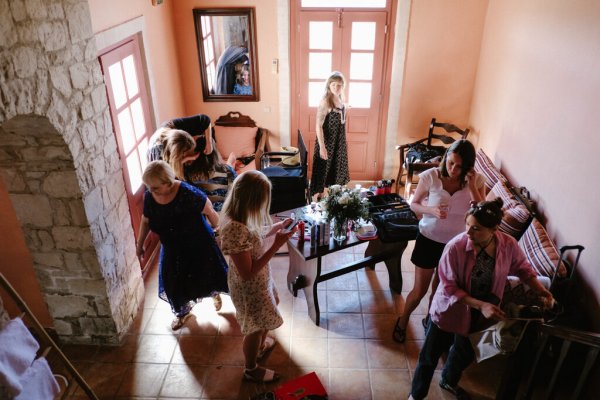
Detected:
left=219, top=170, right=296, bottom=383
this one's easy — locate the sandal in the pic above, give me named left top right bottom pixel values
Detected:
left=439, top=380, right=471, bottom=400
left=243, top=365, right=280, bottom=383
left=392, top=317, right=406, bottom=343
left=258, top=336, right=276, bottom=359
left=171, top=313, right=191, bottom=331
left=213, top=293, right=222, bottom=312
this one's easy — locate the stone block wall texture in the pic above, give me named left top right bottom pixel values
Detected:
left=0, top=0, right=144, bottom=344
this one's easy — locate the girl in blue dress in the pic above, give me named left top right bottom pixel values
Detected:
left=136, top=161, right=229, bottom=330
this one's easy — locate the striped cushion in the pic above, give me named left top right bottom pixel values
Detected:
left=518, top=218, right=566, bottom=278
left=486, top=181, right=532, bottom=239
left=474, top=149, right=506, bottom=191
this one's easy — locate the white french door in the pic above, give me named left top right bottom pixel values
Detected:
left=295, top=9, right=388, bottom=181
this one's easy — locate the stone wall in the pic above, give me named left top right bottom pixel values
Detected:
left=0, top=0, right=144, bottom=343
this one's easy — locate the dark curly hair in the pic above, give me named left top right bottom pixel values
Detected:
left=467, top=197, right=504, bottom=228
left=439, top=139, right=476, bottom=187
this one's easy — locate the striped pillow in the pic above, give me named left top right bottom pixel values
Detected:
left=518, top=218, right=566, bottom=278
left=486, top=181, right=532, bottom=239
left=474, top=148, right=506, bottom=191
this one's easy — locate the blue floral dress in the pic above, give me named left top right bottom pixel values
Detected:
left=143, top=182, right=229, bottom=317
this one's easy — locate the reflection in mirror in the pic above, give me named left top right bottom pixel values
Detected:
left=194, top=8, right=259, bottom=102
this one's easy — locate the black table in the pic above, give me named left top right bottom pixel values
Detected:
left=282, top=205, right=411, bottom=326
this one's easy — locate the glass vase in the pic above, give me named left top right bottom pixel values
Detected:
left=331, top=217, right=349, bottom=243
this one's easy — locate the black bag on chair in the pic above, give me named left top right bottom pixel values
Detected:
left=405, top=143, right=446, bottom=164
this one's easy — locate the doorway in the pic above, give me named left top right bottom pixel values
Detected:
left=291, top=2, right=393, bottom=181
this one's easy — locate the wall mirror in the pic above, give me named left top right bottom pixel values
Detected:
left=193, top=8, right=259, bottom=102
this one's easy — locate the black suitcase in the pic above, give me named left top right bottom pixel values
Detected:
left=261, top=130, right=309, bottom=214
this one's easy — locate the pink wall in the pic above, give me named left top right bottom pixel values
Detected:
left=171, top=0, right=281, bottom=144
left=470, top=0, right=600, bottom=328
left=0, top=178, right=52, bottom=324
left=88, top=0, right=186, bottom=123
left=397, top=0, right=488, bottom=143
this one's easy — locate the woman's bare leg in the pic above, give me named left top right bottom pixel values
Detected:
left=397, top=267, right=436, bottom=330
left=243, top=330, right=263, bottom=370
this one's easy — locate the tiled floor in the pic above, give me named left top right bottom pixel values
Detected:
left=58, top=241, right=505, bottom=399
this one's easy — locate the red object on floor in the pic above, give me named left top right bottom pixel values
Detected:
left=274, top=372, right=328, bottom=399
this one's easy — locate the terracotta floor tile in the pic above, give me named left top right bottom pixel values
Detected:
left=212, top=335, right=246, bottom=365
left=363, top=313, right=398, bottom=340
left=291, top=311, right=329, bottom=338
left=328, top=338, right=367, bottom=368
left=70, top=361, right=128, bottom=397
left=62, top=246, right=512, bottom=399
left=321, top=252, right=356, bottom=271
left=159, top=364, right=209, bottom=398
left=359, top=290, right=395, bottom=314
left=329, top=368, right=372, bottom=400
left=60, top=344, right=98, bottom=362
left=217, top=313, right=243, bottom=336
left=365, top=339, right=409, bottom=369
left=262, top=334, right=291, bottom=368
left=327, top=290, right=361, bottom=313
left=171, top=335, right=217, bottom=364
left=176, top=307, right=221, bottom=336
left=94, top=334, right=139, bottom=363
left=134, top=334, right=178, bottom=363
left=325, top=271, right=358, bottom=291
left=357, top=269, right=391, bottom=291
left=290, top=337, right=328, bottom=367
left=116, top=362, right=169, bottom=397
left=405, top=314, right=429, bottom=341
left=370, top=368, right=412, bottom=400
left=326, top=313, right=364, bottom=339
left=200, top=365, right=278, bottom=399
left=143, top=307, right=179, bottom=335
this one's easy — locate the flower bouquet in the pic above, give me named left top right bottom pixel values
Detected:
left=321, top=184, right=369, bottom=243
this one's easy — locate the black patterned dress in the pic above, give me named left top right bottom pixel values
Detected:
left=310, top=106, right=350, bottom=195
left=143, top=182, right=229, bottom=317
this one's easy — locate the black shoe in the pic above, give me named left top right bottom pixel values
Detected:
left=439, top=380, right=471, bottom=400
left=392, top=317, right=406, bottom=343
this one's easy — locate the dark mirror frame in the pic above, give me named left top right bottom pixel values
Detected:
left=193, top=8, right=260, bottom=102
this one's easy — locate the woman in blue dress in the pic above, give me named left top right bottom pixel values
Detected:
left=136, top=161, right=229, bottom=330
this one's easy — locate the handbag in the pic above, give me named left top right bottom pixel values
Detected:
left=405, top=143, right=446, bottom=164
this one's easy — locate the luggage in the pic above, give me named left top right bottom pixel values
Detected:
left=261, top=130, right=309, bottom=214
left=368, top=194, right=419, bottom=243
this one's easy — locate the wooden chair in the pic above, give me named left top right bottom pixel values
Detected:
left=395, top=118, right=470, bottom=199
left=212, top=111, right=270, bottom=174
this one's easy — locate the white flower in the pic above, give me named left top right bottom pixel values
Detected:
left=329, top=184, right=342, bottom=194
left=338, top=193, right=350, bottom=205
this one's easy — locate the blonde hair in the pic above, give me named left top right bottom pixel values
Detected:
left=323, top=71, right=346, bottom=109
left=142, top=160, right=176, bottom=187
left=220, top=170, right=272, bottom=238
left=161, top=129, right=196, bottom=179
